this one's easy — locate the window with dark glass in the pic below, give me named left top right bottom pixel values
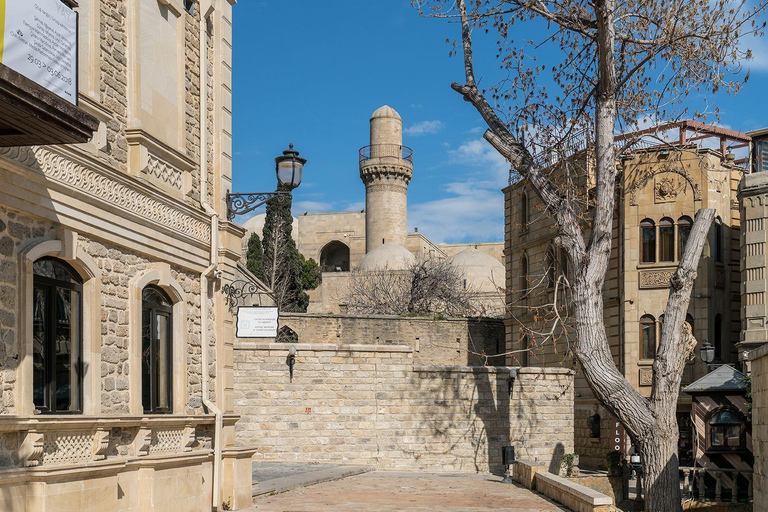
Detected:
left=520, top=192, right=529, bottom=231
left=714, top=314, right=722, bottom=360
left=33, top=258, right=83, bottom=413
left=640, top=315, right=656, bottom=360
left=708, top=409, right=743, bottom=450
left=659, top=217, right=674, bottom=262
left=546, top=249, right=556, bottom=289
left=640, top=219, right=656, bottom=263
left=714, top=219, right=723, bottom=263
left=520, top=254, right=528, bottom=296
left=520, top=334, right=529, bottom=366
left=678, top=216, right=692, bottom=261
left=142, top=286, right=173, bottom=413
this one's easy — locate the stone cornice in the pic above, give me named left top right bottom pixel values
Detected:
left=360, top=163, right=413, bottom=186
left=0, top=145, right=211, bottom=245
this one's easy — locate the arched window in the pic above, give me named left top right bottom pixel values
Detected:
left=685, top=313, right=694, bottom=337
left=708, top=408, right=743, bottom=450
left=142, top=285, right=173, bottom=413
left=546, top=248, right=556, bottom=289
left=520, top=254, right=529, bottom=296
left=640, top=315, right=656, bottom=360
left=678, top=216, right=693, bottom=260
left=714, top=314, right=722, bottom=361
left=320, top=241, right=350, bottom=272
left=588, top=413, right=601, bottom=439
left=520, top=191, right=529, bottom=231
left=640, top=219, right=656, bottom=263
left=659, top=217, right=674, bottom=262
left=714, top=218, right=723, bottom=263
left=33, top=258, right=83, bottom=413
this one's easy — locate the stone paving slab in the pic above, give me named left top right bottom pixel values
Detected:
left=253, top=465, right=373, bottom=497
left=253, top=462, right=345, bottom=484
left=244, top=471, right=570, bottom=511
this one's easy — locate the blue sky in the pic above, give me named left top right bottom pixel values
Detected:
left=232, top=1, right=768, bottom=244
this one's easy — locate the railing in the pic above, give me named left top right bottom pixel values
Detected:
left=359, top=144, right=413, bottom=165
left=681, top=467, right=753, bottom=504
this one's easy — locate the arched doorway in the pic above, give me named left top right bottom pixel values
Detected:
left=320, top=241, right=350, bottom=272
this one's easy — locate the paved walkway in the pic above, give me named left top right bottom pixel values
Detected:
left=245, top=471, right=568, bottom=511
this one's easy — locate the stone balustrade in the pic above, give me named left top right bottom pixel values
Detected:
left=680, top=467, right=753, bottom=503
left=0, top=415, right=224, bottom=470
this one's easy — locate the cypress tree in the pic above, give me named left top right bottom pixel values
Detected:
left=245, top=232, right=265, bottom=281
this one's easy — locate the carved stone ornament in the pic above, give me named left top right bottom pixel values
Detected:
left=715, top=266, right=726, bottom=289
left=639, top=368, right=653, bottom=386
left=654, top=175, right=685, bottom=203
left=0, top=146, right=210, bottom=243
left=20, top=432, right=44, bottom=467
left=628, top=167, right=701, bottom=206
left=136, top=428, right=152, bottom=457
left=183, top=426, right=196, bottom=452
left=639, top=269, right=675, bottom=289
left=93, top=428, right=110, bottom=461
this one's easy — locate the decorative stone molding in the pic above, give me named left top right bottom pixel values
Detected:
left=136, top=428, right=152, bottom=457
left=183, top=426, right=196, bottom=452
left=20, top=432, right=44, bottom=467
left=42, top=432, right=94, bottom=466
left=94, top=429, right=110, bottom=461
left=149, top=429, right=185, bottom=454
left=638, top=268, right=675, bottom=289
left=359, top=164, right=413, bottom=186
left=628, top=167, right=701, bottom=206
left=0, top=145, right=209, bottom=243
left=715, top=266, right=726, bottom=289
left=639, top=368, right=652, bottom=386
left=654, top=175, right=685, bottom=203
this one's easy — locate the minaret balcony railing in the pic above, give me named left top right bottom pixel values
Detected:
left=359, top=144, right=413, bottom=165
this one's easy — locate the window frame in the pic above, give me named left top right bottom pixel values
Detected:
left=640, top=219, right=656, bottom=263
left=32, top=258, right=84, bottom=414
left=658, top=217, right=675, bottom=262
left=706, top=407, right=744, bottom=452
left=141, top=285, right=174, bottom=414
left=677, top=216, right=693, bottom=261
left=640, top=314, right=656, bottom=361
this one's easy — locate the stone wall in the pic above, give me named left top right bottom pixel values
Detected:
left=234, top=342, right=574, bottom=472
left=277, top=312, right=505, bottom=366
left=750, top=343, right=768, bottom=509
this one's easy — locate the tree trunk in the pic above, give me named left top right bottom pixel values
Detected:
left=638, top=415, right=681, bottom=511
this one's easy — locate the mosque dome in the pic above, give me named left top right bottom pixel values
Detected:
left=371, top=105, right=401, bottom=120
left=445, top=248, right=505, bottom=293
left=358, top=242, right=415, bottom=272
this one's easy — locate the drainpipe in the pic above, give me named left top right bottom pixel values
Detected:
left=198, top=3, right=223, bottom=510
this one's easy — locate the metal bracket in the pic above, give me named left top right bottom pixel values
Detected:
left=225, top=190, right=290, bottom=221
left=222, top=279, right=266, bottom=312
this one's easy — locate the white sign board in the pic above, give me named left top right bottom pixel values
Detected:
left=236, top=306, right=279, bottom=338
left=0, top=0, right=78, bottom=103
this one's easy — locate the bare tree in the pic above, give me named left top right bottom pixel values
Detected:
left=414, top=0, right=765, bottom=509
left=345, top=257, right=478, bottom=317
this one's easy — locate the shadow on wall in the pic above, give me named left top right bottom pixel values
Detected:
left=549, top=442, right=565, bottom=475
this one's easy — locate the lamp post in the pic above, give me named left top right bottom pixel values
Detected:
left=700, top=339, right=715, bottom=373
left=225, top=143, right=306, bottom=221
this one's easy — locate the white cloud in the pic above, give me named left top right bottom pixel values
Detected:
left=404, top=120, right=445, bottom=136
left=408, top=137, right=509, bottom=243
left=344, top=201, right=366, bottom=212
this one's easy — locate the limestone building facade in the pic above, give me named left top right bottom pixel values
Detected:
left=0, top=1, right=255, bottom=510
left=242, top=106, right=506, bottom=317
left=504, top=122, right=749, bottom=468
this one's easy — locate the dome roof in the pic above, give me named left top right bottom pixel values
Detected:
left=241, top=213, right=267, bottom=234
left=446, top=248, right=505, bottom=293
left=358, top=242, right=415, bottom=272
left=371, top=105, right=401, bottom=120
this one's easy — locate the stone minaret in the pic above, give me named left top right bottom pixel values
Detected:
left=359, top=105, right=413, bottom=253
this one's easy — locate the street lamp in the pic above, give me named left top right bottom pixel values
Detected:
left=225, top=143, right=306, bottom=220
left=700, top=339, right=715, bottom=368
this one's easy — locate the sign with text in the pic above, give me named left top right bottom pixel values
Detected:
left=236, top=306, right=279, bottom=338
left=0, top=0, right=78, bottom=103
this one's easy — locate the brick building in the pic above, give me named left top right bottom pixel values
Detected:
left=503, top=122, right=750, bottom=468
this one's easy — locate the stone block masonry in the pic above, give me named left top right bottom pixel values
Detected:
left=234, top=342, right=574, bottom=473
left=279, top=312, right=505, bottom=367
left=750, top=343, right=768, bottom=509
